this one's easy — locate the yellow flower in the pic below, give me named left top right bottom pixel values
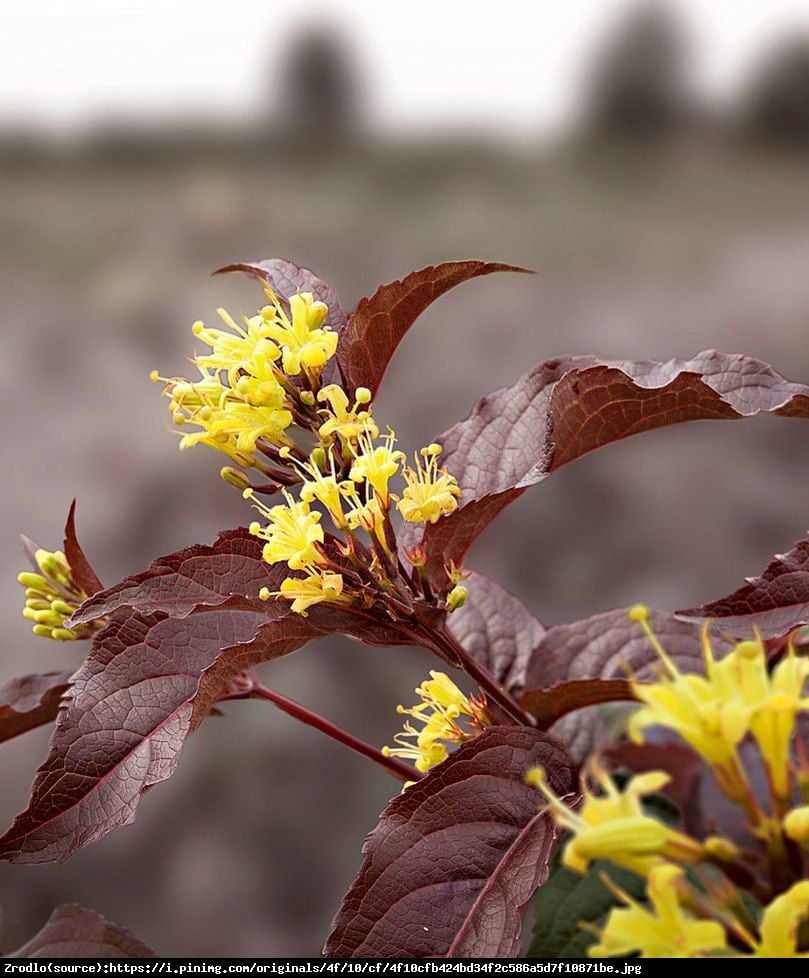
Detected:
left=783, top=805, right=809, bottom=846
left=344, top=491, right=387, bottom=547
left=262, top=290, right=337, bottom=376
left=192, top=308, right=281, bottom=386
left=526, top=758, right=703, bottom=876
left=275, top=571, right=349, bottom=616
left=317, top=384, right=377, bottom=443
left=298, top=453, right=349, bottom=527
left=590, top=864, right=727, bottom=958
left=18, top=549, right=93, bottom=641
left=350, top=428, right=405, bottom=506
left=247, top=490, right=324, bottom=571
left=750, top=881, right=809, bottom=957
left=746, top=644, right=809, bottom=800
left=397, top=444, right=461, bottom=524
left=628, top=606, right=755, bottom=786
left=382, top=671, right=490, bottom=774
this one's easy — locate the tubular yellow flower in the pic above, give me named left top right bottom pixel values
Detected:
left=783, top=805, right=809, bottom=846
left=298, top=454, right=349, bottom=527
left=350, top=428, right=405, bottom=506
left=277, top=571, right=349, bottom=616
left=192, top=308, right=281, bottom=385
left=397, top=444, right=461, bottom=524
left=589, top=864, right=727, bottom=958
left=247, top=490, right=324, bottom=571
left=750, top=881, right=809, bottom=957
left=382, top=671, right=490, bottom=774
left=317, top=384, right=377, bottom=443
left=627, top=607, right=755, bottom=793
left=262, top=290, right=337, bottom=376
left=526, top=758, right=703, bottom=876
left=746, top=644, right=809, bottom=801
left=344, top=491, right=387, bottom=547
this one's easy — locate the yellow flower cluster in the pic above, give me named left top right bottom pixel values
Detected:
left=155, top=286, right=464, bottom=617
left=382, top=671, right=490, bottom=774
left=523, top=610, right=809, bottom=958
left=17, top=549, right=96, bottom=641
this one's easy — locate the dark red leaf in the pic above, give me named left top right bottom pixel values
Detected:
left=71, top=528, right=275, bottom=626
left=62, top=501, right=103, bottom=596
left=446, top=573, right=544, bottom=696
left=6, top=904, right=154, bottom=958
left=0, top=604, right=322, bottom=864
left=420, top=352, right=809, bottom=586
left=214, top=259, right=347, bottom=331
left=0, top=672, right=71, bottom=745
left=324, top=726, right=576, bottom=959
left=677, top=535, right=809, bottom=638
left=336, top=261, right=531, bottom=397
left=520, top=608, right=724, bottom=726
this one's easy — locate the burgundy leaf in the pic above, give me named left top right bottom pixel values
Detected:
left=677, top=535, right=809, bottom=639
left=336, top=261, right=531, bottom=397
left=62, top=500, right=103, bottom=596
left=0, top=672, right=71, bottom=745
left=71, top=528, right=275, bottom=626
left=0, top=604, right=322, bottom=864
left=447, top=573, right=544, bottom=696
left=520, top=609, right=723, bottom=726
left=324, top=726, right=576, bottom=959
left=420, top=352, right=809, bottom=585
left=6, top=904, right=154, bottom=958
left=215, top=259, right=347, bottom=332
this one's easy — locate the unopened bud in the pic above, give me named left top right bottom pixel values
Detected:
left=259, top=587, right=271, bottom=601
left=32, top=624, right=52, bottom=638
left=310, top=446, right=327, bottom=471
left=355, top=387, right=372, bottom=405
left=703, top=835, right=740, bottom=862
left=220, top=467, right=252, bottom=491
left=300, top=390, right=315, bottom=407
left=446, top=584, right=468, bottom=613
left=18, top=572, right=47, bottom=590
left=784, top=806, right=809, bottom=844
left=51, top=628, right=77, bottom=641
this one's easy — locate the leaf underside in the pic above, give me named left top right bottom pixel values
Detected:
left=0, top=672, right=72, bottom=745
left=678, top=534, right=809, bottom=638
left=419, top=352, right=809, bottom=585
left=324, top=726, right=577, bottom=959
left=7, top=904, right=154, bottom=958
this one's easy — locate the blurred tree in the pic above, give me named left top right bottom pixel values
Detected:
left=583, top=2, right=691, bottom=142
left=276, top=26, right=362, bottom=143
left=742, top=35, right=809, bottom=149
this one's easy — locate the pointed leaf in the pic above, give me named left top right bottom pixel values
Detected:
left=447, top=573, right=544, bottom=696
left=336, top=261, right=531, bottom=397
left=324, top=726, right=576, bottom=959
left=71, top=528, right=274, bottom=626
left=528, top=856, right=645, bottom=958
left=0, top=672, right=71, bottom=745
left=678, top=535, right=809, bottom=638
left=7, top=904, right=154, bottom=958
left=62, top=501, right=103, bottom=596
left=520, top=609, right=725, bottom=726
left=420, top=352, right=809, bottom=585
left=215, top=259, right=347, bottom=331
left=0, top=604, right=322, bottom=864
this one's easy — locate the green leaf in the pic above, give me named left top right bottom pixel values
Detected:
left=528, top=854, right=645, bottom=958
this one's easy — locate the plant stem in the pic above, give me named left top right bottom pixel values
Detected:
left=422, top=625, right=535, bottom=727
left=250, top=682, right=418, bottom=783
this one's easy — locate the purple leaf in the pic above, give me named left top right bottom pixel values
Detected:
left=71, top=528, right=276, bottom=626
left=214, top=259, right=347, bottom=332
left=336, top=261, right=531, bottom=398
left=0, top=605, right=322, bottom=864
left=420, top=352, right=809, bottom=586
left=678, top=535, right=809, bottom=638
left=62, top=501, right=103, bottom=596
left=6, top=904, right=154, bottom=958
left=0, top=672, right=71, bottom=745
left=324, top=726, right=576, bottom=959
left=447, top=573, right=544, bottom=696
left=520, top=609, right=723, bottom=726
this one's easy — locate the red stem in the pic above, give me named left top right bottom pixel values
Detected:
left=249, top=682, right=419, bottom=783
left=423, top=626, right=536, bottom=727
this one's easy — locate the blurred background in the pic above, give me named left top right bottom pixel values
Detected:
left=3, top=0, right=809, bottom=957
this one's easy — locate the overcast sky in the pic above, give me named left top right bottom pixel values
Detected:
left=4, top=0, right=809, bottom=139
